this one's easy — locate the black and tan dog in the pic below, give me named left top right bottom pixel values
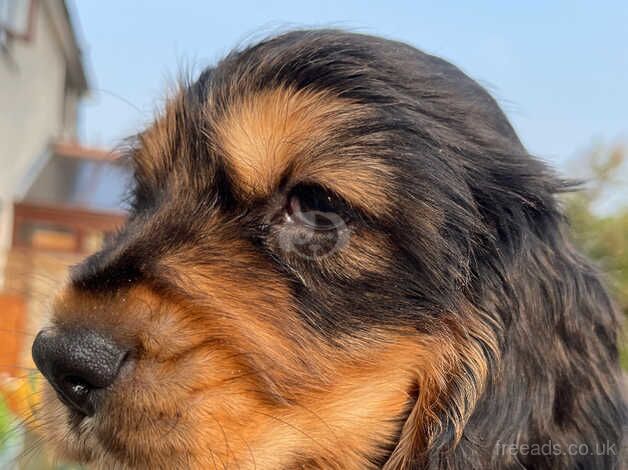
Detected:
left=32, top=30, right=625, bottom=469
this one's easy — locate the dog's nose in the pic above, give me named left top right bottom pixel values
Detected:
left=32, top=328, right=128, bottom=416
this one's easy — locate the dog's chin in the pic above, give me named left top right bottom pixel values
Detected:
left=38, top=375, right=258, bottom=470
left=38, top=385, right=164, bottom=470
left=38, top=387, right=101, bottom=467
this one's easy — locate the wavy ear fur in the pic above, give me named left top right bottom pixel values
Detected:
left=384, top=310, right=497, bottom=469
left=386, top=158, right=626, bottom=469
left=374, top=111, right=627, bottom=468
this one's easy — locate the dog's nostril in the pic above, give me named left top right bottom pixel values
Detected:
left=32, top=328, right=128, bottom=417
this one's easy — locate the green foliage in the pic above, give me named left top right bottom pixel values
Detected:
left=0, top=395, right=11, bottom=446
left=562, top=144, right=628, bottom=369
left=0, top=394, right=85, bottom=469
left=0, top=395, right=22, bottom=468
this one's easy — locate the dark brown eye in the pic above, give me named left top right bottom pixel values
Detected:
left=285, top=184, right=348, bottom=230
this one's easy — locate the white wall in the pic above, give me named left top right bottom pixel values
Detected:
left=0, top=2, right=68, bottom=287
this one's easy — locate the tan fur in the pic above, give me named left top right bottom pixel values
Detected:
left=43, top=280, right=494, bottom=469
left=385, top=312, right=497, bottom=468
left=42, top=282, right=463, bottom=469
left=214, top=87, right=394, bottom=215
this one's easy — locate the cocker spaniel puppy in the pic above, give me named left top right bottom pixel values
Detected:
left=32, top=30, right=625, bottom=469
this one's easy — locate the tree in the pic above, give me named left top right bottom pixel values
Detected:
left=562, top=143, right=628, bottom=369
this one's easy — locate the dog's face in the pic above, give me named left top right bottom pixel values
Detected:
left=31, top=31, right=538, bottom=469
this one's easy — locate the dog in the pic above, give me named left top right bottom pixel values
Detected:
left=32, top=30, right=625, bottom=469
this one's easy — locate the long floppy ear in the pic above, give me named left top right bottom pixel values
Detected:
left=384, top=311, right=498, bottom=469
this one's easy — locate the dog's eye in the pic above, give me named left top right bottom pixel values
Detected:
left=285, top=184, right=348, bottom=230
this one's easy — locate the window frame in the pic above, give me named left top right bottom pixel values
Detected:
left=0, top=0, right=36, bottom=43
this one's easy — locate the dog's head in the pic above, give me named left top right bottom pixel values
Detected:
left=31, top=30, right=589, bottom=469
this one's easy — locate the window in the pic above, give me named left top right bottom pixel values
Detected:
left=12, top=203, right=126, bottom=254
left=24, top=154, right=132, bottom=212
left=17, top=220, right=77, bottom=252
left=0, top=0, right=32, bottom=41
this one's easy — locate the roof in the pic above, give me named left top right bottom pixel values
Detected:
left=44, top=0, right=89, bottom=94
left=53, top=141, right=120, bottom=162
left=61, top=1, right=88, bottom=93
left=21, top=140, right=130, bottom=213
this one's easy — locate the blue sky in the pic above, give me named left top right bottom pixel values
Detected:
left=72, top=1, right=627, bottom=173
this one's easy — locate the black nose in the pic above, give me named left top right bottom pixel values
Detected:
left=32, top=328, right=128, bottom=416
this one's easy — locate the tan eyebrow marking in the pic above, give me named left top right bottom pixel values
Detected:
left=213, top=86, right=394, bottom=216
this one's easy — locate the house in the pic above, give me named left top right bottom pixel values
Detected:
left=0, top=0, right=88, bottom=288
left=0, top=0, right=128, bottom=378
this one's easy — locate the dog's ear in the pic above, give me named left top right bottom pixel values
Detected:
left=384, top=313, right=496, bottom=469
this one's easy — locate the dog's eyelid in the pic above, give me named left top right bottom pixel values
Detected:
left=287, top=182, right=351, bottom=213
